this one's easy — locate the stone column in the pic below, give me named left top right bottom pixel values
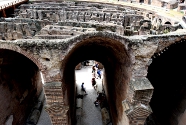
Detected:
left=123, top=77, right=153, bottom=125
left=44, top=82, right=69, bottom=125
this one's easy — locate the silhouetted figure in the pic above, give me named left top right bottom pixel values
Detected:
left=92, top=65, right=96, bottom=73
left=81, top=82, right=87, bottom=95
left=92, top=78, right=97, bottom=90
left=94, top=99, right=99, bottom=107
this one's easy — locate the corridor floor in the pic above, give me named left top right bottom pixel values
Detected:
left=37, top=64, right=103, bottom=125
left=75, top=65, right=103, bottom=125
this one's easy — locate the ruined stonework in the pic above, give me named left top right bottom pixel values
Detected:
left=0, top=0, right=186, bottom=125
left=44, top=82, right=69, bottom=125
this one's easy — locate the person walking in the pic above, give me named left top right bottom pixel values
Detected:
left=97, top=69, right=101, bottom=79
left=81, top=82, right=87, bottom=95
left=92, top=65, right=97, bottom=78
left=92, top=77, right=97, bottom=90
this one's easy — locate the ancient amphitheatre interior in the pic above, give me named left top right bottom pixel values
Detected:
left=0, top=0, right=186, bottom=125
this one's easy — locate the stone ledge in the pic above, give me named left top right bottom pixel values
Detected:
left=43, top=82, right=62, bottom=87
left=130, top=77, right=153, bottom=90
left=130, top=77, right=154, bottom=104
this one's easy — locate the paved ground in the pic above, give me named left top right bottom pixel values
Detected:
left=37, top=101, right=52, bottom=125
left=37, top=61, right=103, bottom=125
left=75, top=64, right=103, bottom=125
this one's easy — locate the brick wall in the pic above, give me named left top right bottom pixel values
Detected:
left=0, top=49, right=42, bottom=125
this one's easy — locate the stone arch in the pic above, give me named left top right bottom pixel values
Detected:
left=0, top=43, right=44, bottom=70
left=165, top=21, right=171, bottom=25
left=146, top=39, right=186, bottom=125
left=0, top=46, right=44, bottom=125
left=61, top=32, right=132, bottom=125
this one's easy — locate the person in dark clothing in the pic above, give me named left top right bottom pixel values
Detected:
left=92, top=78, right=97, bottom=90
left=94, top=99, right=99, bottom=107
left=92, top=66, right=96, bottom=73
left=81, top=82, right=87, bottom=95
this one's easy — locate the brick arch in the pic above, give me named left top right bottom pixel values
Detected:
left=154, top=17, right=173, bottom=26
left=0, top=43, right=44, bottom=70
left=61, top=33, right=132, bottom=125
left=61, top=31, right=130, bottom=53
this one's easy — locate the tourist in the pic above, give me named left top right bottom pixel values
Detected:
left=95, top=62, right=99, bottom=68
left=81, top=82, right=87, bottom=95
left=92, top=65, right=97, bottom=78
left=94, top=99, right=99, bottom=107
left=97, top=69, right=101, bottom=79
left=92, top=65, right=96, bottom=73
left=92, top=77, right=97, bottom=90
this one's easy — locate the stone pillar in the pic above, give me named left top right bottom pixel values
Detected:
left=38, top=10, right=43, bottom=20
left=124, top=77, right=153, bottom=125
left=43, top=82, right=69, bottom=125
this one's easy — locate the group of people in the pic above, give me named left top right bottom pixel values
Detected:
left=94, top=92, right=105, bottom=107
left=92, top=62, right=102, bottom=79
left=82, top=60, right=90, bottom=67
left=91, top=62, right=102, bottom=90
left=81, top=81, right=105, bottom=107
left=80, top=61, right=103, bottom=107
left=92, top=62, right=103, bottom=106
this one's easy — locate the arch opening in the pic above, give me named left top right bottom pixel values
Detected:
left=61, top=37, right=132, bottom=125
left=165, top=21, right=172, bottom=25
left=75, top=60, right=109, bottom=124
left=0, top=49, right=43, bottom=125
left=146, top=40, right=186, bottom=125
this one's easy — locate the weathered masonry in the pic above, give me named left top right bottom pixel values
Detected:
left=0, top=0, right=28, bottom=17
left=0, top=1, right=186, bottom=125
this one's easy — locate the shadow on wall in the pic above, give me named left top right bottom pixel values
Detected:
left=147, top=40, right=186, bottom=125
left=0, top=49, right=43, bottom=125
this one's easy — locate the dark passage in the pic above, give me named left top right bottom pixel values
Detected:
left=0, top=49, right=42, bottom=125
left=146, top=40, right=186, bottom=125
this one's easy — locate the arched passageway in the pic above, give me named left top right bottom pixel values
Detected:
left=146, top=41, right=186, bottom=125
left=165, top=21, right=171, bottom=25
left=0, top=49, right=43, bottom=125
left=75, top=61, right=105, bottom=125
left=61, top=37, right=132, bottom=125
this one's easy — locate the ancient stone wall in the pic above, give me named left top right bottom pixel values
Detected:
left=0, top=1, right=186, bottom=125
left=0, top=49, right=42, bottom=125
left=0, top=1, right=182, bottom=41
left=0, top=30, right=185, bottom=124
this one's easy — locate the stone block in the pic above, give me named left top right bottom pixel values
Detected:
left=101, top=108, right=111, bottom=125
left=130, top=77, right=153, bottom=104
left=76, top=98, right=83, bottom=109
left=178, top=4, right=186, bottom=11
